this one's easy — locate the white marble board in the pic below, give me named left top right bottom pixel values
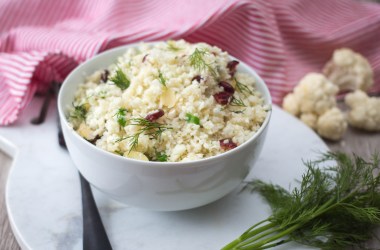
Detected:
left=0, top=98, right=326, bottom=250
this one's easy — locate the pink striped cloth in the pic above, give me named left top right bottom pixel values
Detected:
left=1, top=0, right=380, bottom=125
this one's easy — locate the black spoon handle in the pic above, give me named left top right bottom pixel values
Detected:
left=79, top=173, right=113, bottom=250
left=31, top=86, right=54, bottom=124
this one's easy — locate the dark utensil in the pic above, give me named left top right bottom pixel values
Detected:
left=53, top=82, right=113, bottom=250
left=31, top=82, right=56, bottom=124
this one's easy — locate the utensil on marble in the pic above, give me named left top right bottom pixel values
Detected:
left=54, top=82, right=113, bottom=250
left=31, top=82, right=55, bottom=125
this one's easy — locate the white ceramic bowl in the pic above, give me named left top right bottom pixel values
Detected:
left=58, top=43, right=272, bottom=211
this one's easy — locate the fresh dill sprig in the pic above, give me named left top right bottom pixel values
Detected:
left=155, top=151, right=168, bottom=162
left=189, top=48, right=217, bottom=77
left=117, top=118, right=171, bottom=152
left=230, top=96, right=247, bottom=107
left=166, top=40, right=182, bottom=52
left=234, top=78, right=253, bottom=96
left=158, top=69, right=167, bottom=87
left=114, top=150, right=124, bottom=156
left=114, top=108, right=128, bottom=127
left=110, top=67, right=130, bottom=90
left=222, top=152, right=380, bottom=250
left=185, top=113, right=200, bottom=125
left=70, top=103, right=88, bottom=121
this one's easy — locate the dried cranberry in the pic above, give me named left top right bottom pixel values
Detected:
left=213, top=91, right=233, bottom=105
left=100, top=69, right=109, bottom=83
left=219, top=81, right=235, bottom=94
left=88, top=134, right=101, bottom=145
left=142, top=54, right=149, bottom=63
left=219, top=139, right=237, bottom=150
left=145, top=109, right=164, bottom=122
left=192, top=75, right=202, bottom=83
left=227, top=60, right=239, bottom=77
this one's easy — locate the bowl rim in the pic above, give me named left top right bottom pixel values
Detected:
left=58, top=41, right=272, bottom=167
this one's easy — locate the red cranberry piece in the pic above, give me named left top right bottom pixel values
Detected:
left=88, top=134, right=101, bottom=145
left=192, top=75, right=202, bottom=83
left=100, top=69, right=109, bottom=83
left=227, top=60, right=239, bottom=76
left=213, top=91, right=233, bottom=105
left=142, top=54, right=149, bottom=62
left=219, top=139, right=237, bottom=150
left=145, top=109, right=164, bottom=122
left=219, top=81, right=235, bottom=94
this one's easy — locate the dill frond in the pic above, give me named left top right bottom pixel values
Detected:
left=189, top=48, right=217, bottom=77
left=185, top=113, right=200, bottom=125
left=116, top=118, right=171, bottom=152
left=234, top=78, right=254, bottom=96
left=230, top=96, right=246, bottom=107
left=114, top=108, right=128, bottom=127
left=223, top=152, right=380, bottom=250
left=110, top=67, right=130, bottom=90
left=155, top=151, right=168, bottom=162
left=70, top=103, right=88, bottom=121
left=158, top=69, right=167, bottom=87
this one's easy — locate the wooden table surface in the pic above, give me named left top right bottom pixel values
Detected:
left=1, top=109, right=380, bottom=250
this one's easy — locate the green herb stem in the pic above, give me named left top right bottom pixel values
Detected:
left=222, top=222, right=275, bottom=250
left=158, top=69, right=167, bottom=87
left=243, top=224, right=300, bottom=249
left=255, top=239, right=291, bottom=250
left=222, top=152, right=380, bottom=250
left=237, top=224, right=279, bottom=248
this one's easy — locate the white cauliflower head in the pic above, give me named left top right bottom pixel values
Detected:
left=282, top=73, right=348, bottom=140
left=316, top=107, right=347, bottom=141
left=345, top=90, right=380, bottom=131
left=293, top=73, right=339, bottom=115
left=282, top=93, right=300, bottom=116
left=300, top=113, right=318, bottom=130
left=323, top=48, right=373, bottom=92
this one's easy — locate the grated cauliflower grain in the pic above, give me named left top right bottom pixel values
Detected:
left=68, top=40, right=268, bottom=162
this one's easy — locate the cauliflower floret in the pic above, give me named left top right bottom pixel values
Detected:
left=323, top=48, right=373, bottom=92
left=282, top=73, right=338, bottom=117
left=77, top=123, right=97, bottom=141
left=282, top=73, right=347, bottom=140
left=344, top=90, right=380, bottom=131
left=300, top=113, right=318, bottom=130
left=316, top=108, right=347, bottom=141
left=293, top=73, right=338, bottom=115
left=282, top=93, right=300, bottom=116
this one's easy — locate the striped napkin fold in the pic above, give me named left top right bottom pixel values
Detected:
left=1, top=0, right=380, bottom=125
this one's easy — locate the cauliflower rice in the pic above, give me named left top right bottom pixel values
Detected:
left=68, top=40, right=268, bottom=162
